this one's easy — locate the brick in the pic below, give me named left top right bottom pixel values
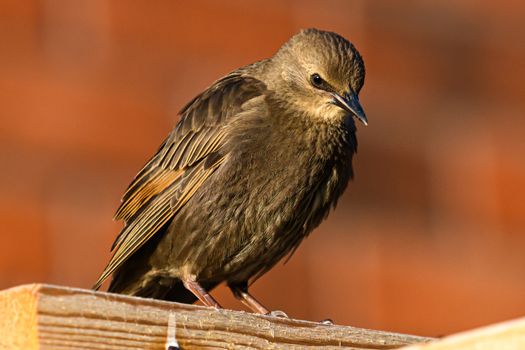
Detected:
left=0, top=195, right=49, bottom=289
left=0, top=67, right=170, bottom=160
left=379, top=230, right=525, bottom=335
left=107, top=1, right=294, bottom=58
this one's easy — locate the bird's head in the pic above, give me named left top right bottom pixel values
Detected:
left=271, top=28, right=367, bottom=126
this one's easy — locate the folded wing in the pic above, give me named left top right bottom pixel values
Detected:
left=93, top=74, right=268, bottom=290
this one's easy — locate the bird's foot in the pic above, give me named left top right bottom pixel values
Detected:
left=319, top=318, right=334, bottom=325
left=268, top=310, right=288, bottom=318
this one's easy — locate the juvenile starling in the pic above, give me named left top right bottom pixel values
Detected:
left=93, top=28, right=367, bottom=314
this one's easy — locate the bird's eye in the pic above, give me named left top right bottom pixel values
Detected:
left=310, top=73, right=324, bottom=88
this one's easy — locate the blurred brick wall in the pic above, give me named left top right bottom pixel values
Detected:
left=1, top=0, right=524, bottom=337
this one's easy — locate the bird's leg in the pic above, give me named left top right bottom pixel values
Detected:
left=230, top=284, right=269, bottom=314
left=229, top=282, right=287, bottom=317
left=229, top=282, right=269, bottom=314
left=183, top=279, right=222, bottom=309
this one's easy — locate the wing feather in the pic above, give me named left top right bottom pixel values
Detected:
left=93, top=74, right=268, bottom=290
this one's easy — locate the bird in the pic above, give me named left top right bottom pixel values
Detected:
left=93, top=28, right=367, bottom=315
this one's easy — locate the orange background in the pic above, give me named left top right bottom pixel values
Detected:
left=1, top=0, right=525, bottom=337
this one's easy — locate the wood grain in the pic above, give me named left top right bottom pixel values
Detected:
left=400, top=317, right=525, bottom=350
left=0, top=284, right=429, bottom=350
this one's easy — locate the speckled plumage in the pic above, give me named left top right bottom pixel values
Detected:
left=94, top=28, right=366, bottom=311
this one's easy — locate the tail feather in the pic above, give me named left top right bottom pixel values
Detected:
left=106, top=266, right=200, bottom=304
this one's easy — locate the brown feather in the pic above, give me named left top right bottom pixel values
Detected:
left=114, top=168, right=182, bottom=222
left=93, top=74, right=266, bottom=291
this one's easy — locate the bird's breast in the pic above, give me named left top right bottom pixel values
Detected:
left=176, top=114, right=356, bottom=282
left=225, top=119, right=354, bottom=239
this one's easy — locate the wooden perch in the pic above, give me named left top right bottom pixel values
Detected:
left=0, top=284, right=429, bottom=349
left=400, top=317, right=525, bottom=350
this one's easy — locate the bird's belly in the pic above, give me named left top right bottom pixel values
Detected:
left=153, top=151, right=350, bottom=284
left=162, top=189, right=303, bottom=282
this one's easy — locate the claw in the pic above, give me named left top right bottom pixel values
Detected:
left=319, top=318, right=334, bottom=325
left=268, top=310, right=289, bottom=318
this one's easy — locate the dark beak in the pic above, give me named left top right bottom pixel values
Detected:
left=331, top=91, right=368, bottom=126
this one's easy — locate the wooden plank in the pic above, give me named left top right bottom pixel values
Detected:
left=0, top=284, right=429, bottom=350
left=0, top=284, right=40, bottom=349
left=400, top=317, right=525, bottom=350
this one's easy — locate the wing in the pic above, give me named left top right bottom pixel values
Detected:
left=93, top=74, right=268, bottom=290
